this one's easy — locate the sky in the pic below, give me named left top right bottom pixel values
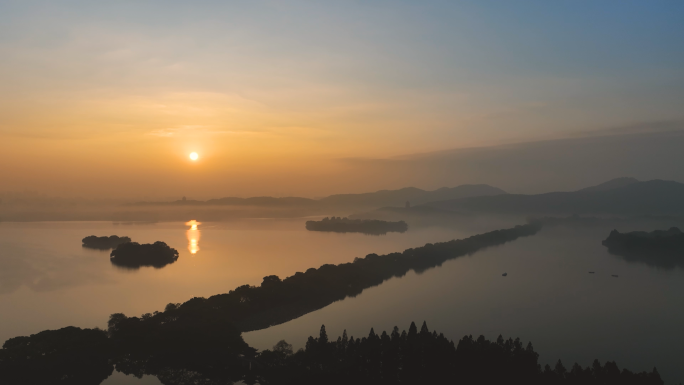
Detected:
left=1, top=1, right=683, bottom=199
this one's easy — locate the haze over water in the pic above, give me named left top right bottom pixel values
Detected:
left=2, top=218, right=683, bottom=384
left=2, top=2, right=684, bottom=384
left=0, top=219, right=471, bottom=345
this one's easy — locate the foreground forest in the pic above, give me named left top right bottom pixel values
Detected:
left=0, top=322, right=664, bottom=385
left=254, top=322, right=663, bottom=385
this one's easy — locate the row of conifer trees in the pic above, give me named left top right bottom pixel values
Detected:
left=254, top=322, right=664, bottom=385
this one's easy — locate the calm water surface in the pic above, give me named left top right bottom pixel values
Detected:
left=1, top=219, right=683, bottom=384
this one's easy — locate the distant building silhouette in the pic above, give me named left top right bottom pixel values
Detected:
left=405, top=200, right=411, bottom=208
left=182, top=196, right=187, bottom=201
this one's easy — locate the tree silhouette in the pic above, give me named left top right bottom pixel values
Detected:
left=305, top=217, right=408, bottom=235
left=253, top=323, right=664, bottom=385
left=0, top=320, right=665, bottom=384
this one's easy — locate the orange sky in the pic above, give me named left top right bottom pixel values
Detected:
left=1, top=1, right=683, bottom=199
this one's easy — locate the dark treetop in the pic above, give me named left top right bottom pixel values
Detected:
left=82, top=235, right=131, bottom=250
left=256, top=322, right=664, bottom=385
left=305, top=217, right=408, bottom=235
left=110, top=241, right=179, bottom=269
left=0, top=327, right=113, bottom=385
left=602, top=227, right=684, bottom=269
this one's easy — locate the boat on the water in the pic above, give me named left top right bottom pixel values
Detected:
left=502, top=273, right=508, bottom=277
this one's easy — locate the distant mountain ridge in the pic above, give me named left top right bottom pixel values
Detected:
left=422, top=179, right=684, bottom=216
left=576, top=177, right=639, bottom=192
left=130, top=196, right=318, bottom=207
left=131, top=184, right=506, bottom=210
left=318, top=184, right=506, bottom=208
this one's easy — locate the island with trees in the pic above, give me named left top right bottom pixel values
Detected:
left=82, top=235, right=131, bottom=250
left=602, top=227, right=684, bottom=269
left=306, top=217, right=408, bottom=235
left=110, top=241, right=179, bottom=269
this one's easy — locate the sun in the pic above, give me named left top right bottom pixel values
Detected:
left=189, top=152, right=199, bottom=161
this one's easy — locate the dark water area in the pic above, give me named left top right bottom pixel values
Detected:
left=244, top=223, right=684, bottom=385
left=1, top=219, right=683, bottom=384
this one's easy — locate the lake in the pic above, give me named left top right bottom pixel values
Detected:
left=1, top=218, right=683, bottom=384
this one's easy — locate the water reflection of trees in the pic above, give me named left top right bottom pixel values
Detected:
left=606, top=249, right=684, bottom=270
left=603, top=228, right=684, bottom=270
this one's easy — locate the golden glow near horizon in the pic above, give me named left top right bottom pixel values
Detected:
left=185, top=220, right=201, bottom=254
left=1, top=2, right=681, bottom=200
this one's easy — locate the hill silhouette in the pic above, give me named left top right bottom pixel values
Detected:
left=161, top=196, right=319, bottom=207
left=576, top=177, right=639, bottom=193
left=131, top=184, right=505, bottom=210
left=317, top=184, right=506, bottom=209
left=1, top=184, right=506, bottom=221
left=421, top=179, right=684, bottom=217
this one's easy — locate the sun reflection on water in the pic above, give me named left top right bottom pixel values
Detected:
left=185, top=220, right=201, bottom=254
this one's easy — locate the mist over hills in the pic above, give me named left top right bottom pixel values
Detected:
left=4, top=178, right=684, bottom=221
left=134, top=196, right=319, bottom=207
left=318, top=184, right=505, bottom=208
left=576, top=177, right=639, bottom=193
left=421, top=179, right=684, bottom=217
left=0, top=184, right=505, bottom=222
left=4, top=177, right=684, bottom=222
left=343, top=127, right=684, bottom=195
left=130, top=184, right=506, bottom=210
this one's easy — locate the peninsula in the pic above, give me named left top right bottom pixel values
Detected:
left=602, top=227, right=684, bottom=269
left=602, top=227, right=684, bottom=254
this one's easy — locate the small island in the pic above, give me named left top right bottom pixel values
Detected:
left=82, top=235, right=131, bottom=250
left=602, top=227, right=684, bottom=269
left=305, top=217, right=408, bottom=235
left=110, top=241, right=179, bottom=269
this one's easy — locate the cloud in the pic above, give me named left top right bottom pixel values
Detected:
left=338, top=124, right=684, bottom=194
left=148, top=125, right=207, bottom=137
